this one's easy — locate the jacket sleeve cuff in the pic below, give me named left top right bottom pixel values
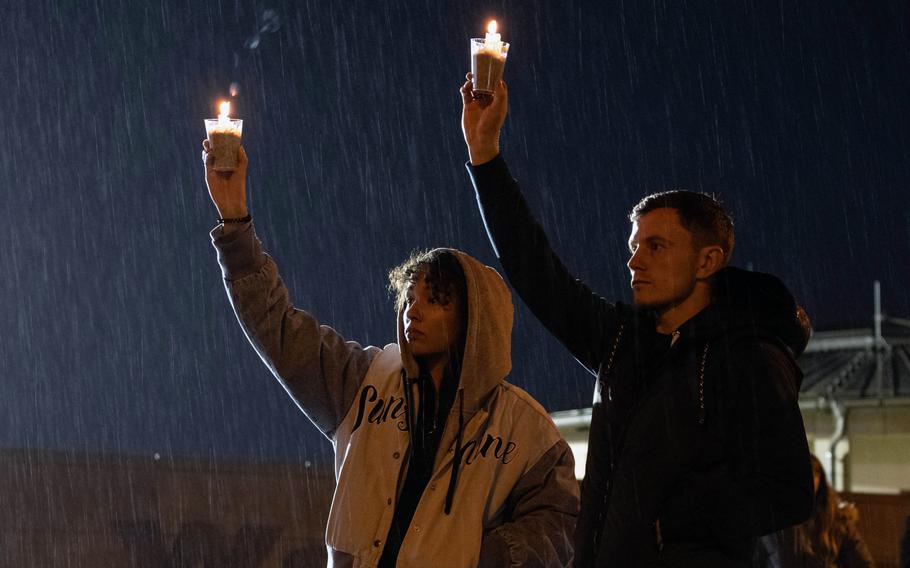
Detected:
left=209, top=221, right=265, bottom=280
left=464, top=153, right=513, bottom=188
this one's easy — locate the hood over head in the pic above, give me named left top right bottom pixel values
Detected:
left=397, top=248, right=513, bottom=414
left=694, top=266, right=812, bottom=357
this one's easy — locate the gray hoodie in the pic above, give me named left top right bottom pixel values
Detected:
left=211, top=222, right=579, bottom=567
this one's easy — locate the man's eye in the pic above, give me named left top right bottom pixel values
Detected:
left=650, top=243, right=663, bottom=251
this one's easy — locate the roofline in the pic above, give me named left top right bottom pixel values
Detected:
left=551, top=398, right=910, bottom=429
left=805, top=333, right=910, bottom=352
left=551, top=408, right=593, bottom=430
left=805, top=334, right=875, bottom=352
left=798, top=397, right=910, bottom=411
left=805, top=315, right=910, bottom=353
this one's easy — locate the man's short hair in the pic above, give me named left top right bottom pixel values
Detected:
left=388, top=249, right=468, bottom=315
left=629, top=191, right=735, bottom=265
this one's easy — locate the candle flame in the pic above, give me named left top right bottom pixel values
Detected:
left=218, top=101, right=231, bottom=119
left=487, top=20, right=498, bottom=34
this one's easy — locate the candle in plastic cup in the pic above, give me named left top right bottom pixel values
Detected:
left=204, top=103, right=243, bottom=171
left=471, top=21, right=509, bottom=95
left=204, top=119, right=243, bottom=171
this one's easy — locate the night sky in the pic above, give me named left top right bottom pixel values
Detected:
left=2, top=0, right=908, bottom=463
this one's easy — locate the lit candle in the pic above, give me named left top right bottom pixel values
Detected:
left=205, top=100, right=244, bottom=171
left=484, top=20, right=502, bottom=54
left=218, top=101, right=231, bottom=125
left=470, top=19, right=510, bottom=94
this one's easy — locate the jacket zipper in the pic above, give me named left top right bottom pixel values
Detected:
left=593, top=326, right=682, bottom=558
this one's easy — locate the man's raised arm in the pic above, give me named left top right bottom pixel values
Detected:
left=460, top=76, right=626, bottom=374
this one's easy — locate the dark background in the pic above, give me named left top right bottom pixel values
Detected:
left=1, top=0, right=907, bottom=463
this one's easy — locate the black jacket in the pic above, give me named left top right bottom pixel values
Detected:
left=467, top=155, right=814, bottom=567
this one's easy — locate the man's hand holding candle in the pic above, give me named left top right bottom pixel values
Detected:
left=461, top=74, right=508, bottom=166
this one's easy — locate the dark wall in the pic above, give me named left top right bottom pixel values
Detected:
left=0, top=448, right=334, bottom=566
left=842, top=492, right=910, bottom=568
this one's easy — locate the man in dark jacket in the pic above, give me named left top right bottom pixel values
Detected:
left=458, top=77, right=814, bottom=566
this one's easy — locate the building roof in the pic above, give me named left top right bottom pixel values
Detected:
left=799, top=317, right=910, bottom=402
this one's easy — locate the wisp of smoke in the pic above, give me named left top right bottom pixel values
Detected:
left=231, top=9, right=282, bottom=98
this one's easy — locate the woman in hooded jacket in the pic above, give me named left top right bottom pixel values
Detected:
left=202, top=143, right=580, bottom=567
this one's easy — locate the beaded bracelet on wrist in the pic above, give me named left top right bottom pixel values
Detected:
left=217, top=214, right=252, bottom=224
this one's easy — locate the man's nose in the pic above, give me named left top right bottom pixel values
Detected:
left=627, top=249, right=645, bottom=272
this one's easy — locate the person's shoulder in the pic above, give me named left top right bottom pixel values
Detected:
left=714, top=332, right=795, bottom=368
left=363, top=344, right=403, bottom=380
left=709, top=333, right=803, bottom=394
left=495, top=380, right=560, bottom=429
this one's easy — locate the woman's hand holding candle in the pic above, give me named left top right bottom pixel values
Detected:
left=203, top=100, right=248, bottom=232
left=203, top=140, right=249, bottom=232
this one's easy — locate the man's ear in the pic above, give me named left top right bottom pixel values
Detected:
left=696, top=245, right=725, bottom=280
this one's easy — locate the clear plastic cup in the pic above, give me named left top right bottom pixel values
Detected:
left=204, top=118, right=243, bottom=171
left=471, top=38, right=510, bottom=94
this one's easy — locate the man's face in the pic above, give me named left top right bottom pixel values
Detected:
left=627, top=208, right=701, bottom=311
left=403, top=275, right=465, bottom=361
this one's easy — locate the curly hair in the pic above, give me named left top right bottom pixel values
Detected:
left=388, top=249, right=468, bottom=316
left=796, top=454, right=854, bottom=562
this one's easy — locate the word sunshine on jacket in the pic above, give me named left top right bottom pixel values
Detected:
left=350, top=384, right=518, bottom=465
